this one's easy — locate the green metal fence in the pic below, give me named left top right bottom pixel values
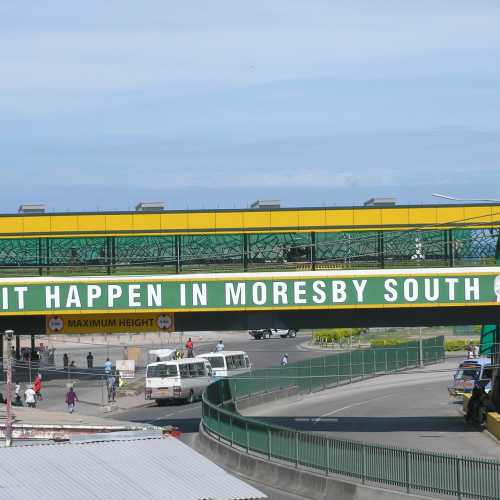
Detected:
left=202, top=337, right=500, bottom=499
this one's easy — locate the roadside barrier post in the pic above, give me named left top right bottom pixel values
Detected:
left=326, top=439, right=330, bottom=476
left=230, top=415, right=233, bottom=447
left=295, top=432, right=299, bottom=468
left=245, top=422, right=249, bottom=452
left=267, top=429, right=272, bottom=461
left=456, top=457, right=462, bottom=500
left=405, top=449, right=410, bottom=494
left=362, top=444, right=366, bottom=484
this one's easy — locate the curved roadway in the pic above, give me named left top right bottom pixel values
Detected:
left=242, top=357, right=500, bottom=459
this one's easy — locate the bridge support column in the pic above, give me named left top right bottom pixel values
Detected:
left=491, top=325, right=500, bottom=410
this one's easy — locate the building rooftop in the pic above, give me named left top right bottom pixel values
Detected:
left=0, top=435, right=265, bottom=500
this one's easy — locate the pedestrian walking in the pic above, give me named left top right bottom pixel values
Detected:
left=66, top=387, right=78, bottom=413
left=281, top=353, right=289, bottom=366
left=63, top=353, right=69, bottom=369
left=466, top=343, right=473, bottom=359
left=33, top=374, right=43, bottom=401
left=473, top=344, right=480, bottom=358
left=87, top=352, right=94, bottom=369
left=15, top=382, right=21, bottom=399
left=104, top=357, right=112, bottom=375
left=215, top=340, right=225, bottom=352
left=107, top=375, right=117, bottom=402
left=25, top=385, right=36, bottom=408
left=185, top=338, right=194, bottom=358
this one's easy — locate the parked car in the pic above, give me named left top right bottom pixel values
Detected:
left=248, top=328, right=298, bottom=340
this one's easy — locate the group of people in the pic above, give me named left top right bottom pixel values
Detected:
left=466, top=343, right=480, bottom=359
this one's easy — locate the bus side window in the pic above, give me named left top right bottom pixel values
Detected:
left=179, top=364, right=190, bottom=378
left=483, top=367, right=493, bottom=380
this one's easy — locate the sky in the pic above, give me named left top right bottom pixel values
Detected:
left=1, top=1, right=500, bottom=212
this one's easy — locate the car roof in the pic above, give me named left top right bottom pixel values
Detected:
left=459, top=358, right=491, bottom=367
left=197, top=351, right=247, bottom=357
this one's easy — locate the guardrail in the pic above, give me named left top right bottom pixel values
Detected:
left=202, top=337, right=500, bottom=500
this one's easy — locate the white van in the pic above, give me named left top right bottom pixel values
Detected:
left=145, top=358, right=212, bottom=405
left=197, top=351, right=252, bottom=378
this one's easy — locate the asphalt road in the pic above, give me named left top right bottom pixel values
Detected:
left=115, top=334, right=323, bottom=432
left=243, top=358, right=500, bottom=459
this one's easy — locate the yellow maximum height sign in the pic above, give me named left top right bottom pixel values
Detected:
left=46, top=312, right=174, bottom=334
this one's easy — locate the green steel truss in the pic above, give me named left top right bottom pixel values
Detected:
left=0, top=227, right=496, bottom=275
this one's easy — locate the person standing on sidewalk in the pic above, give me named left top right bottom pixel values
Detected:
left=66, top=387, right=79, bottom=414
left=107, top=375, right=117, bottom=402
left=87, top=352, right=94, bottom=369
left=104, top=358, right=112, bottom=375
left=25, top=385, right=36, bottom=408
left=185, top=338, right=194, bottom=358
left=63, top=353, right=69, bottom=370
left=33, top=374, right=43, bottom=401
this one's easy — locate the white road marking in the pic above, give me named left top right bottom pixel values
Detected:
left=312, top=393, right=397, bottom=423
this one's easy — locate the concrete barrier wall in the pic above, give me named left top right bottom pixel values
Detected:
left=197, top=424, right=430, bottom=500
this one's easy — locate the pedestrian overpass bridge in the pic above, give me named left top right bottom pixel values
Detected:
left=0, top=201, right=497, bottom=343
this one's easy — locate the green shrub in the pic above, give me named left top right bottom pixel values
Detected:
left=370, top=338, right=408, bottom=348
left=445, top=339, right=479, bottom=352
left=314, top=328, right=366, bottom=342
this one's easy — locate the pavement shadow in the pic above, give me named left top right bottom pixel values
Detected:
left=252, top=415, right=476, bottom=433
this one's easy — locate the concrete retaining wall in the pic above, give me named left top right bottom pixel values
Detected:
left=197, top=424, right=430, bottom=500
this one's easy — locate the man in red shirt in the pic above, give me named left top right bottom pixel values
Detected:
left=185, top=338, right=194, bottom=358
left=33, top=374, right=43, bottom=401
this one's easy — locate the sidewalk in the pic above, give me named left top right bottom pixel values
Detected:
left=1, top=376, right=151, bottom=421
left=6, top=405, right=147, bottom=429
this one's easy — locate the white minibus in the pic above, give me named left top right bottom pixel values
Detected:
left=145, top=358, right=212, bottom=405
left=197, top=351, right=252, bottom=378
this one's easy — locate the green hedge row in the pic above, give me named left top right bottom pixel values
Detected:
left=368, top=338, right=479, bottom=351
left=314, top=328, right=366, bottom=342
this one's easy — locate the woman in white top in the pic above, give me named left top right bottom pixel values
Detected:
left=25, top=386, right=36, bottom=408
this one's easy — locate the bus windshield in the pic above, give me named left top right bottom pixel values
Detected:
left=147, top=364, right=179, bottom=378
left=455, top=367, right=479, bottom=380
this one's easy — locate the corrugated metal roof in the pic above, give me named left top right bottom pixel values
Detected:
left=0, top=436, right=266, bottom=500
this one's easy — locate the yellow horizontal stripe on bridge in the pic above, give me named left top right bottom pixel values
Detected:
left=0, top=203, right=497, bottom=238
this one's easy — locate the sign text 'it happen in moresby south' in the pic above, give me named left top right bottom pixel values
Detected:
left=0, top=271, right=499, bottom=315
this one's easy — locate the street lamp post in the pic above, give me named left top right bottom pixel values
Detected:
left=4, top=329, right=14, bottom=447
left=419, top=326, right=424, bottom=368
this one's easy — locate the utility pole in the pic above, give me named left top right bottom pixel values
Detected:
left=5, top=330, right=14, bottom=447
left=419, top=326, right=424, bottom=368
